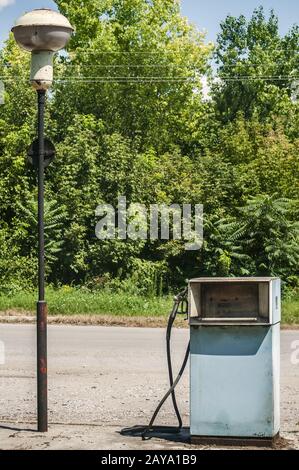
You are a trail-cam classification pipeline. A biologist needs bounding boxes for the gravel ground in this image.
[0,324,298,450]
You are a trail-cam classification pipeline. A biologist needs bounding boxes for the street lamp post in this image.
[11,9,73,432]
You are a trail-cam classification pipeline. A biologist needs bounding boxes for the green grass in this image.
[281,295,299,325]
[0,287,298,323]
[0,286,173,317]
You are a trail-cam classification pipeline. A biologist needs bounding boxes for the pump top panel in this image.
[188,277,280,326]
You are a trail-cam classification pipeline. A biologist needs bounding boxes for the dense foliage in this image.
[0,2,298,295]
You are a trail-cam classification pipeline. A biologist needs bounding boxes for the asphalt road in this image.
[0,324,298,450]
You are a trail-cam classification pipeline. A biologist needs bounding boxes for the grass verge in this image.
[0,287,298,326]
[0,287,172,317]
[281,295,299,325]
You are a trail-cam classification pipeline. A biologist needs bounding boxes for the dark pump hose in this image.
[166,295,185,429]
[142,289,190,440]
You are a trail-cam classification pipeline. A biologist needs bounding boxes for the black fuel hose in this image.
[142,289,189,440]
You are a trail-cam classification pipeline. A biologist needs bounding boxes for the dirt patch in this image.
[272,435,293,450]
[0,310,188,328]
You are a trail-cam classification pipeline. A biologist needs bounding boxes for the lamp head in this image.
[11,9,74,90]
[11,8,74,52]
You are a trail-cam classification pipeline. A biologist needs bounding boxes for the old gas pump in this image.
[143,277,280,447]
[189,277,280,445]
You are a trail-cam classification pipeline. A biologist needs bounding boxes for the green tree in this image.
[213,7,299,123]
[0,3,298,293]
[53,0,212,152]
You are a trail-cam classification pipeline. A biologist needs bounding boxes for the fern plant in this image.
[217,195,299,279]
[17,197,67,274]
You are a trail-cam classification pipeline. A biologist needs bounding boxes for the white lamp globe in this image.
[11,9,74,90]
[11,8,74,52]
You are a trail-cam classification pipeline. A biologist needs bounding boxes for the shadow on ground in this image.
[120,425,190,444]
[120,426,294,450]
[0,424,37,432]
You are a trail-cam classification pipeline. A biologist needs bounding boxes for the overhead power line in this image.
[1,75,299,83]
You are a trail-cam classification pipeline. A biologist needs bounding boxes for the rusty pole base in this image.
[37,300,48,432]
[190,433,280,448]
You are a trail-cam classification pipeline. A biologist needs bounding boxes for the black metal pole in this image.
[37,89,48,432]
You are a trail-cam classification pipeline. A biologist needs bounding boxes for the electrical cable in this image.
[142,288,190,440]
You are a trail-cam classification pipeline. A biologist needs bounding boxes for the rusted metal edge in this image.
[191,434,280,448]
